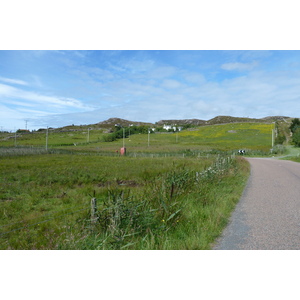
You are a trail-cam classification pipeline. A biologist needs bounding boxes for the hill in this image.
[156,115,291,126]
[156,119,206,126]
[8,115,293,134]
[96,118,154,128]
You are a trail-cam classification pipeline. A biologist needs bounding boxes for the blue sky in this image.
[1,50,300,131]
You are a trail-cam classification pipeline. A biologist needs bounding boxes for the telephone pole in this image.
[87,128,91,143]
[46,126,49,151]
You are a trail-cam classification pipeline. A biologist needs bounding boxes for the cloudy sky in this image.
[1,50,300,131]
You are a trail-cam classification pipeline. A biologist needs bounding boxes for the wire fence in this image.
[0,144,275,159]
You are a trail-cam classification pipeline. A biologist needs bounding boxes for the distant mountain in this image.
[54,115,293,132]
[259,116,291,122]
[97,118,154,128]
[156,119,206,126]
[156,115,292,126]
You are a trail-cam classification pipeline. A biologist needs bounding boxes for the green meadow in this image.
[0,122,274,249]
[0,122,274,153]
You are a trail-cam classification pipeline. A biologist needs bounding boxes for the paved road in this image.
[214,158,300,250]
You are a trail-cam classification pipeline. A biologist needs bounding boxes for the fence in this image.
[196,154,236,180]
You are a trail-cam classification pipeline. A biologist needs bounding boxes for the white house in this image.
[163,125,183,131]
[163,124,172,131]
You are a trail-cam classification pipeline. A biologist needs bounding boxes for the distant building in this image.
[163,124,183,131]
[163,124,172,131]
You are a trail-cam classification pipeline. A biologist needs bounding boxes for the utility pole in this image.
[46,126,49,151]
[123,128,125,148]
[14,127,17,147]
[148,128,150,147]
[87,128,91,143]
[272,122,275,148]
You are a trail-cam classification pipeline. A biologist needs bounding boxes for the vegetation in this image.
[0,122,275,154]
[289,118,300,134]
[178,123,273,152]
[292,128,300,147]
[102,125,152,142]
[0,120,279,249]
[287,118,300,147]
[0,153,249,249]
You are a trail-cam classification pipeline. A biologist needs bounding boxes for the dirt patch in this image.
[116,180,140,187]
[97,180,140,187]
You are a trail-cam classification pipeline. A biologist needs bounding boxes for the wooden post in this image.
[91,197,97,225]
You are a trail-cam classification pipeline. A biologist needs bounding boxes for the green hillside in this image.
[0,122,274,154]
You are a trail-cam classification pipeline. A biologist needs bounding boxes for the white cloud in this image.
[0,82,96,130]
[221,61,258,71]
[161,79,183,89]
[182,72,206,85]
[0,76,28,86]
[147,65,177,79]
[0,83,93,111]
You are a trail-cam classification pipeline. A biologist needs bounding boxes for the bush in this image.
[275,133,286,145]
[289,118,300,134]
[102,126,153,143]
[292,127,300,147]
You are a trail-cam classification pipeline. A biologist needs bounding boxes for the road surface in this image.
[214,157,300,250]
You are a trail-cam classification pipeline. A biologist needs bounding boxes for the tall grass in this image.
[0,152,249,249]
[70,155,249,250]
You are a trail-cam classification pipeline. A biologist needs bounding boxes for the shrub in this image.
[292,127,300,147]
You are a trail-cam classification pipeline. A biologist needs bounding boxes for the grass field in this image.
[0,152,249,249]
[0,122,274,153]
[1,122,274,249]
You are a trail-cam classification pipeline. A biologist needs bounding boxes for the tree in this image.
[289,118,300,134]
[292,127,300,147]
[275,133,286,145]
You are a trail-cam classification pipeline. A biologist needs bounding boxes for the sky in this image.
[1,50,300,131]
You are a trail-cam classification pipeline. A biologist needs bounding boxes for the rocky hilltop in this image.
[51,115,292,132]
[156,115,291,126]
[97,118,153,128]
[156,119,206,126]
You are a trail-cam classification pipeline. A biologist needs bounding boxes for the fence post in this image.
[91,198,97,225]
